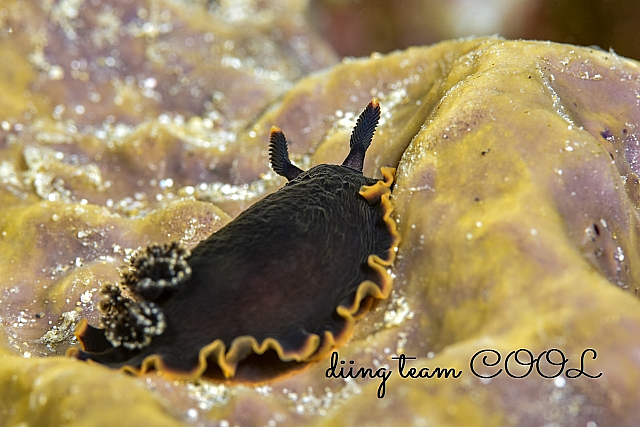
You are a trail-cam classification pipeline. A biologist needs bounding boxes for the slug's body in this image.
[68,99,399,382]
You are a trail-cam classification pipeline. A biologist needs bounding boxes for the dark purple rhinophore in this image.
[68,98,399,382]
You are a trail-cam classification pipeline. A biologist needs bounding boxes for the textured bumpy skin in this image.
[68,100,399,381]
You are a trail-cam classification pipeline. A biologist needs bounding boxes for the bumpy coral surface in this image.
[1,0,640,426]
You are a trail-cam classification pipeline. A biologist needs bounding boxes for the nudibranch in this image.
[68,99,400,382]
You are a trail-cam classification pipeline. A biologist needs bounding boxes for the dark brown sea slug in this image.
[68,99,399,382]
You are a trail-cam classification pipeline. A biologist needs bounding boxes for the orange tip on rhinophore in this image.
[270,126,282,133]
[370,98,380,108]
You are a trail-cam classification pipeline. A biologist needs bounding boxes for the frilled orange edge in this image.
[68,167,399,382]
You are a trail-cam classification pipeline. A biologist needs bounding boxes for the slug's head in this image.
[269,98,381,181]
